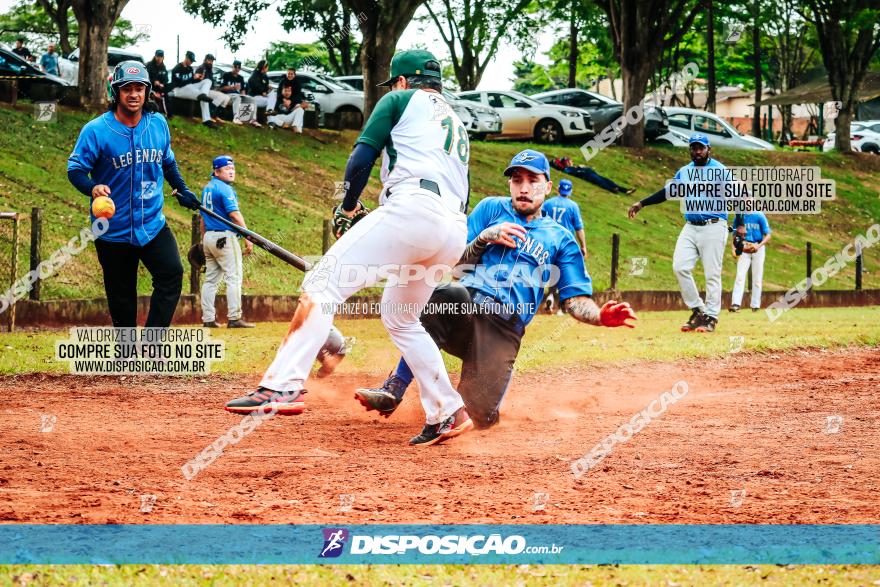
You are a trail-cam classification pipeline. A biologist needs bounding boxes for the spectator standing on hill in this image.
[145,50,170,117]
[168,50,216,128]
[40,43,59,76]
[12,38,32,61]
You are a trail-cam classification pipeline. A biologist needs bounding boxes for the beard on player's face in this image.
[690,144,710,165]
[509,169,550,216]
[118,84,146,114]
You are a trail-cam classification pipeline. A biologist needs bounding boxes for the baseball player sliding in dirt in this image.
[225,49,475,446]
[355,149,637,428]
[627,133,733,333]
[67,60,202,327]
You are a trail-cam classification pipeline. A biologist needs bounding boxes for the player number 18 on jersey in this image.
[440,116,469,163]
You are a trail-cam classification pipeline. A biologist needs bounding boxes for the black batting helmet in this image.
[110,60,151,98]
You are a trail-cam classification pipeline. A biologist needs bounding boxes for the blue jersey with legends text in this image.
[461,196,592,326]
[68,111,175,245]
[735,212,771,243]
[200,176,240,232]
[543,195,584,234]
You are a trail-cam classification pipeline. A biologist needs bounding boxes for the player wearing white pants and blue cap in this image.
[628,133,735,333]
[730,212,772,312]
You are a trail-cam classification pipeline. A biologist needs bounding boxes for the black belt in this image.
[470,291,525,335]
[686,218,723,226]
[388,179,465,213]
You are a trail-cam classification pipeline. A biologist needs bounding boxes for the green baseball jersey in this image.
[357,89,470,206]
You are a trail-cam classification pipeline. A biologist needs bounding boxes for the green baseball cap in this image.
[377,49,442,86]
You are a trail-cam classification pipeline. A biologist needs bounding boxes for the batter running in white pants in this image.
[628,133,735,333]
[730,212,771,312]
[225,50,474,446]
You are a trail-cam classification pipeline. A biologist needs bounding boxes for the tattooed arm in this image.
[457,222,527,266]
[563,296,638,328]
[562,295,602,325]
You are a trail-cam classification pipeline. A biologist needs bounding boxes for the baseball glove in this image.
[187,243,206,268]
[732,233,745,257]
[742,241,759,254]
[332,201,370,239]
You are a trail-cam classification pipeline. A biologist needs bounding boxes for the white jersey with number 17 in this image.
[356,89,469,207]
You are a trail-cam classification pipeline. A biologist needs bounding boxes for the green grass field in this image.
[1,307,877,375]
[2,564,877,585]
[0,102,878,302]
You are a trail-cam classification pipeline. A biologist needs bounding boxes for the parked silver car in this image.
[58,47,144,86]
[659,106,775,150]
[333,74,503,139]
[441,90,502,138]
[457,90,593,143]
[533,88,669,140]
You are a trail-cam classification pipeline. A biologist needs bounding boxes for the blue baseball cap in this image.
[503,149,550,181]
[558,179,573,196]
[213,155,234,169]
[689,133,710,146]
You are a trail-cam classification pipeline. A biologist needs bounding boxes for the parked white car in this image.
[333,75,504,139]
[59,47,144,85]
[334,74,364,91]
[457,89,593,143]
[659,106,775,149]
[441,90,503,138]
[822,121,880,153]
[269,70,363,126]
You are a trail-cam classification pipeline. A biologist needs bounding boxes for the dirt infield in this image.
[1,347,877,525]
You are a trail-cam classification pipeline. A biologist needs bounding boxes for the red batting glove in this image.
[599,300,637,328]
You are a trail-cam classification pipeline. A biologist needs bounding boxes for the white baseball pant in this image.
[267,107,304,131]
[731,246,766,309]
[672,221,728,318]
[259,187,468,425]
[169,80,212,122]
[201,231,243,322]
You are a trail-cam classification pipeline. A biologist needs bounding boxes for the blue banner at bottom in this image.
[0,525,877,564]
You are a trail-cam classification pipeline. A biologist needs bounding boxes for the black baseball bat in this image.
[175,191,312,272]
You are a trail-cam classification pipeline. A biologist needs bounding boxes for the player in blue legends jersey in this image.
[628,132,741,333]
[354,149,637,432]
[544,179,587,256]
[543,178,588,314]
[67,61,203,328]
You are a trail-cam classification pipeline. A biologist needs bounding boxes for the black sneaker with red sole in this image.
[409,408,473,446]
[681,308,707,332]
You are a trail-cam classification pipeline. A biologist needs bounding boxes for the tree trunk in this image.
[706,0,716,112]
[835,108,853,152]
[751,0,762,138]
[568,6,578,88]
[350,0,425,120]
[71,0,128,110]
[38,0,74,55]
[620,62,652,147]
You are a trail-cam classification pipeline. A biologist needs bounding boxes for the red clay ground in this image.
[1,347,878,525]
